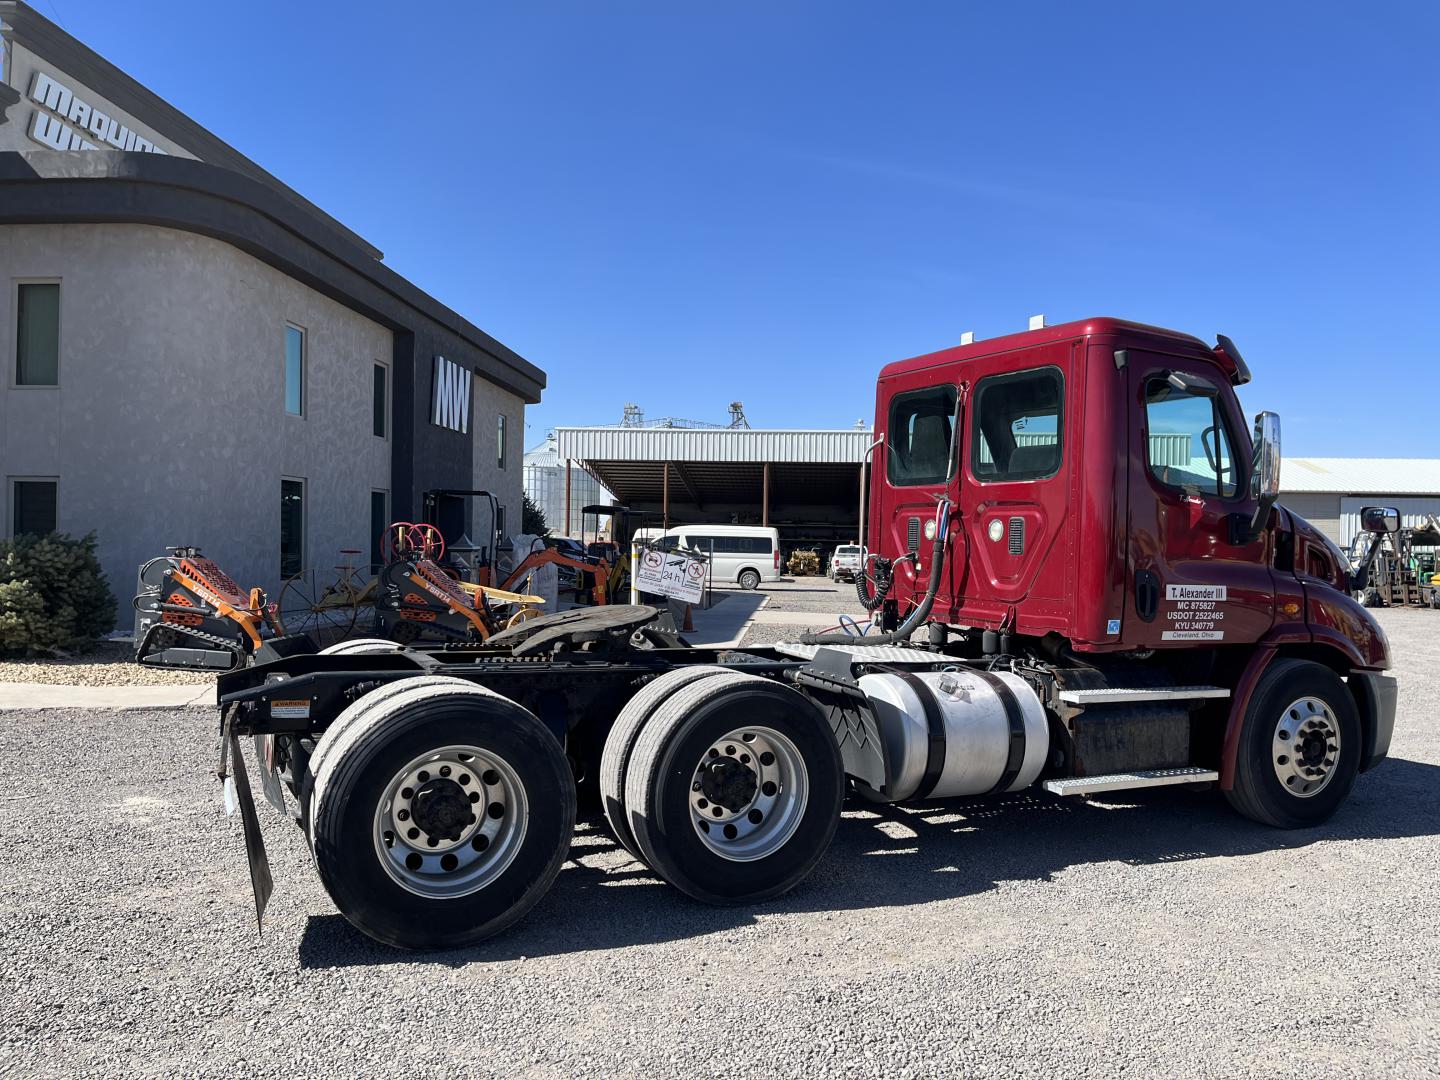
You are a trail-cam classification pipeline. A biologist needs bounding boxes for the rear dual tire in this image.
[605,670,843,905]
[308,677,574,949]
[317,638,400,656]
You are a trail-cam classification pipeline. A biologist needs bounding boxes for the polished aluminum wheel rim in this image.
[689,725,808,862]
[1272,696,1341,799]
[373,744,527,898]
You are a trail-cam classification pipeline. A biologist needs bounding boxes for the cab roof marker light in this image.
[960,331,976,345]
[1028,314,1046,330]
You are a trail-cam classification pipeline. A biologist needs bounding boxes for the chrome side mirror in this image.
[1250,411,1281,501]
[1234,411,1281,544]
[1360,506,1400,534]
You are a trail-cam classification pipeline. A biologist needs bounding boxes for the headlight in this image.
[988,519,1004,543]
[923,519,937,541]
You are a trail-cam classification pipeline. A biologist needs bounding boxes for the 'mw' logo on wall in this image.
[431,356,472,433]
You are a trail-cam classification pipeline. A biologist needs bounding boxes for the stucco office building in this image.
[0,3,544,616]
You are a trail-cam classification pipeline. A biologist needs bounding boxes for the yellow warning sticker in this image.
[270,699,310,720]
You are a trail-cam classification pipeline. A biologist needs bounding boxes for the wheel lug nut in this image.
[697,798,709,809]
[439,766,451,778]
[398,809,410,821]
[692,782,702,792]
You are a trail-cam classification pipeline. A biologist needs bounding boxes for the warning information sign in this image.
[634,548,706,604]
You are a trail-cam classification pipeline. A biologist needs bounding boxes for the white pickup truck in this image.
[830,543,864,582]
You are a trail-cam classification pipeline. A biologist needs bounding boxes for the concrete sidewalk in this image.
[0,682,214,710]
[672,591,768,648]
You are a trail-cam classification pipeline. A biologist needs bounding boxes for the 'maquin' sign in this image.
[26,70,170,154]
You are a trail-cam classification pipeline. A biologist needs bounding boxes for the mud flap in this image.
[220,710,274,933]
[254,734,287,814]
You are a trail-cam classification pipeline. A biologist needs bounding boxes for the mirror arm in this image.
[1348,535,1384,594]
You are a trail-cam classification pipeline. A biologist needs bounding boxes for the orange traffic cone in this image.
[682,603,695,632]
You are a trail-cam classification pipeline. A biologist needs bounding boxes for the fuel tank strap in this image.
[970,668,1028,794]
[888,669,947,800]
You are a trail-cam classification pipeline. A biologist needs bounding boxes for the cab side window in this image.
[888,385,958,487]
[971,367,1064,482]
[1144,377,1239,498]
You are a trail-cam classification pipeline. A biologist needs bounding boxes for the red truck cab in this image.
[865,317,1396,812]
[871,317,1389,668]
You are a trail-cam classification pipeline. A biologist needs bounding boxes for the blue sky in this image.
[39,1,1438,453]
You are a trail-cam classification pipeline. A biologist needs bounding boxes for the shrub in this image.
[521,492,549,536]
[0,532,117,656]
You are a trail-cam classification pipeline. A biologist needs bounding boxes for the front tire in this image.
[1225,658,1361,828]
[738,569,762,591]
[309,679,575,949]
[623,672,842,904]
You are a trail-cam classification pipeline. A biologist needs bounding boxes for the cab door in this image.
[955,342,1076,632]
[1124,352,1274,648]
[874,377,961,609]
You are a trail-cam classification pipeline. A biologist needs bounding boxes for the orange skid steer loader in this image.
[132,548,301,672]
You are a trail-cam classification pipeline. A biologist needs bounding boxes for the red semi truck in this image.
[213,317,1398,949]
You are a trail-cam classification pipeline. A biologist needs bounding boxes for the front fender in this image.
[1305,584,1391,671]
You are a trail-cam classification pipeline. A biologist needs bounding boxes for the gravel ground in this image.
[3,609,1438,1078]
[742,577,873,645]
[0,640,211,687]
[757,576,872,615]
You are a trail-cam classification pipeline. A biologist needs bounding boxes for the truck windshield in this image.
[888,385,958,486]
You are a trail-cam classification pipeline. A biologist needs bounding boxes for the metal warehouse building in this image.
[1279,459,1440,547]
[523,433,614,538]
[0,3,543,616]
[554,426,874,551]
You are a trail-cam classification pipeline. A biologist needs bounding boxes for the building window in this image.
[280,478,305,578]
[16,282,60,386]
[497,414,508,470]
[373,362,388,438]
[370,490,388,569]
[285,324,305,416]
[10,479,57,537]
[971,367,1064,483]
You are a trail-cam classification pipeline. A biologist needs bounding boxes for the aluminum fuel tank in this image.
[855,668,1049,801]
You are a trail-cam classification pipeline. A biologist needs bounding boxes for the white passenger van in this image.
[657,524,781,590]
